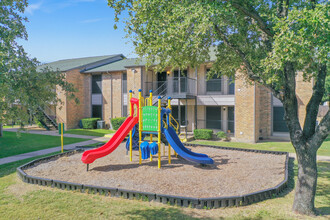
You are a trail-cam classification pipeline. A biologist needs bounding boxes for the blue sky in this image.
[18,0,135,63]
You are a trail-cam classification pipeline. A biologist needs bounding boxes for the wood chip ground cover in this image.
[25,144,286,198]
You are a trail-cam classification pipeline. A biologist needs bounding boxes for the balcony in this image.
[197,78,235,95]
[145,77,197,99]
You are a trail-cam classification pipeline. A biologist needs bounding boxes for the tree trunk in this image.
[0,123,2,137]
[292,142,318,215]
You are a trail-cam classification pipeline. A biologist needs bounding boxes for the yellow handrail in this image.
[169,115,179,134]
[145,97,150,106]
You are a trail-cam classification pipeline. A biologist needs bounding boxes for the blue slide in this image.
[164,126,214,165]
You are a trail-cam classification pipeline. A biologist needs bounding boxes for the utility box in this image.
[58,123,65,134]
[97,120,105,129]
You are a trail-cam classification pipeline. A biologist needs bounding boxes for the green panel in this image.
[142,106,159,131]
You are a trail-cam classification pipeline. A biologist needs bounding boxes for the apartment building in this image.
[41,54,313,143]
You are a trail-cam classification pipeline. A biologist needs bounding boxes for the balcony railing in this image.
[145,77,197,97]
[198,78,235,95]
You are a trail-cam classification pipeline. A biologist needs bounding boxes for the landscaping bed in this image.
[22,144,287,202]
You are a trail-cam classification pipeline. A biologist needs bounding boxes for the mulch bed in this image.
[24,144,286,198]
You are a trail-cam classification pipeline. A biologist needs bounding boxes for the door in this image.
[228,107,235,133]
[157,71,167,95]
[206,106,221,129]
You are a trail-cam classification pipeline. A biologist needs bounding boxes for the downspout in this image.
[253,83,256,143]
[110,71,113,119]
[195,67,198,130]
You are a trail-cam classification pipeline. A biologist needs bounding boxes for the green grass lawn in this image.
[0,131,87,158]
[191,136,330,156]
[2,125,20,129]
[65,129,115,137]
[0,152,328,219]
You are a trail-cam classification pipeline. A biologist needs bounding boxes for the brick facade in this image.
[52,57,314,143]
[234,72,256,143]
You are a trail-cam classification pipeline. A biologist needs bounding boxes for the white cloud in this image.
[25,2,43,15]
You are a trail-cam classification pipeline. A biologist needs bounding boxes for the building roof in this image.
[82,58,148,73]
[318,105,329,118]
[37,54,124,72]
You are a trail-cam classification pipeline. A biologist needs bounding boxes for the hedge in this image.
[216,131,227,139]
[111,117,126,130]
[193,129,213,140]
[81,118,101,129]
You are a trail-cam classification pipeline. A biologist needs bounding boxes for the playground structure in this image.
[81,89,213,169]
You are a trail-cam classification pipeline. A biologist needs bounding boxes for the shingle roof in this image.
[82,58,148,73]
[37,54,123,72]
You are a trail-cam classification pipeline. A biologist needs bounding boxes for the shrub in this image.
[216,131,230,141]
[193,129,213,140]
[81,118,100,129]
[216,131,227,139]
[111,117,126,130]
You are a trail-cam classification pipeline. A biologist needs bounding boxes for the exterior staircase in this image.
[37,107,58,130]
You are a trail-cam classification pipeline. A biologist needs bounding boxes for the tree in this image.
[0,0,76,133]
[108,0,329,215]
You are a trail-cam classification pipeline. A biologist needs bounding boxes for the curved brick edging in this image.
[17,145,289,209]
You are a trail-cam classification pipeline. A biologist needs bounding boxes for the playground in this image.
[24,143,286,198]
[18,89,288,207]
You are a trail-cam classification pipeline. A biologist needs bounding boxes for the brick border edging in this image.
[17,145,289,209]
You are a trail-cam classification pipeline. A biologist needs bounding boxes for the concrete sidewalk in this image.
[288,153,330,162]
[4,128,96,139]
[0,140,98,165]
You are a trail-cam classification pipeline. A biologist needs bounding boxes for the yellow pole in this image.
[157,96,161,169]
[167,97,171,164]
[129,90,133,162]
[138,89,142,164]
[61,123,64,153]
[149,90,153,161]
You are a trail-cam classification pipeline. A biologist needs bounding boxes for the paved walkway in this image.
[0,140,98,165]
[288,153,330,162]
[4,128,96,139]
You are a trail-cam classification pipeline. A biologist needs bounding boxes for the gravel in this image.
[25,143,287,198]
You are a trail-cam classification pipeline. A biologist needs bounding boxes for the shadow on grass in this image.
[315,162,330,216]
[119,207,207,220]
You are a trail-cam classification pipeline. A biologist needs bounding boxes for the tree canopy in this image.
[108,0,329,215]
[0,0,76,127]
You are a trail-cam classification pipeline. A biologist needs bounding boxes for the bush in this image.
[111,117,126,130]
[193,129,213,140]
[216,131,227,139]
[81,118,100,129]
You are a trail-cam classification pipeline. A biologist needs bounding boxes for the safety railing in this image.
[145,77,197,98]
[169,115,179,134]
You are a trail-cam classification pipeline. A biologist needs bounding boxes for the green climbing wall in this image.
[142,106,159,131]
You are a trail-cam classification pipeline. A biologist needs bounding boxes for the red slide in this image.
[81,116,139,164]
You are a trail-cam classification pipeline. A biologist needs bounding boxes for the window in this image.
[228,77,235,95]
[173,69,187,93]
[273,107,289,132]
[171,105,186,126]
[206,69,221,92]
[92,75,102,119]
[92,105,102,118]
[228,107,235,133]
[122,73,127,94]
[206,106,221,129]
[123,105,127,117]
[92,75,102,94]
